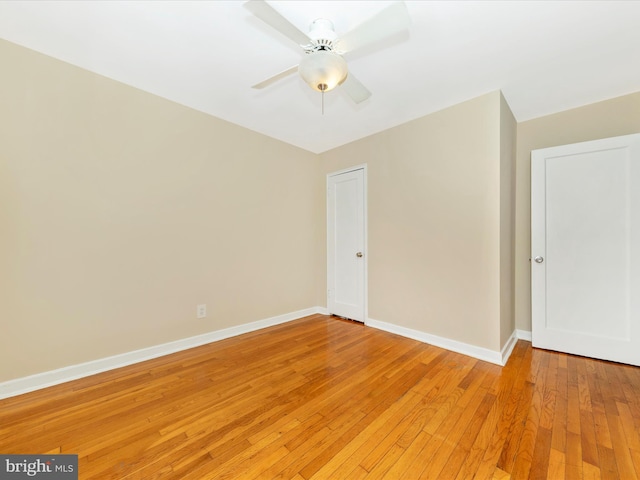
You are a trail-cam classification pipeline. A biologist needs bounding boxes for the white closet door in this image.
[327,167,366,322]
[531,133,640,366]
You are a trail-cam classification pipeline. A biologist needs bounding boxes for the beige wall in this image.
[499,93,517,347]
[0,40,324,382]
[320,91,507,352]
[515,92,640,332]
[6,35,636,384]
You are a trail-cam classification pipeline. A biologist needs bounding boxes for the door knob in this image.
[534,256,544,263]
[356,252,363,258]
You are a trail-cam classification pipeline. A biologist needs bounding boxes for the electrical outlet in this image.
[197,304,207,319]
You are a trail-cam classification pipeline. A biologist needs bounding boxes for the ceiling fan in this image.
[244,0,411,107]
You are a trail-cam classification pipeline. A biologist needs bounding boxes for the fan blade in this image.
[244,0,310,47]
[251,65,299,89]
[336,1,410,54]
[341,73,372,104]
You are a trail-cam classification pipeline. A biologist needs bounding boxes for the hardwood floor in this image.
[1,314,640,479]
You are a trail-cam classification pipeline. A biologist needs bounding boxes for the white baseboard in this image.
[500,330,519,365]
[516,329,532,341]
[0,311,534,400]
[0,306,325,400]
[366,318,506,366]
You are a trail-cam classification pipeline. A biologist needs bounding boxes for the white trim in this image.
[326,164,368,177]
[366,318,504,366]
[517,329,532,341]
[500,330,519,365]
[0,307,324,400]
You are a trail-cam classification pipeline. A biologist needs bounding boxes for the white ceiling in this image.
[1,1,639,153]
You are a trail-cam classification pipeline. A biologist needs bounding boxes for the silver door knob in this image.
[356,252,363,258]
[534,256,544,263]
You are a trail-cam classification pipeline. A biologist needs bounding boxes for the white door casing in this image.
[327,167,367,322]
[531,133,640,366]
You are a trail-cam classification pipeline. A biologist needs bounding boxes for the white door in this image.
[327,167,366,322]
[531,133,640,366]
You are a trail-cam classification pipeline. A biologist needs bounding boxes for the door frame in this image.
[327,164,368,322]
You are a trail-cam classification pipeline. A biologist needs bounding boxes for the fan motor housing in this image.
[308,18,338,51]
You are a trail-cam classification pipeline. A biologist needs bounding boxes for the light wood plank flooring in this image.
[2,314,640,479]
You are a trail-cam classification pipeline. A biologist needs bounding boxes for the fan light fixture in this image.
[298,50,348,93]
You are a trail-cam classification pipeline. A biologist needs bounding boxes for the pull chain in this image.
[318,83,327,115]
